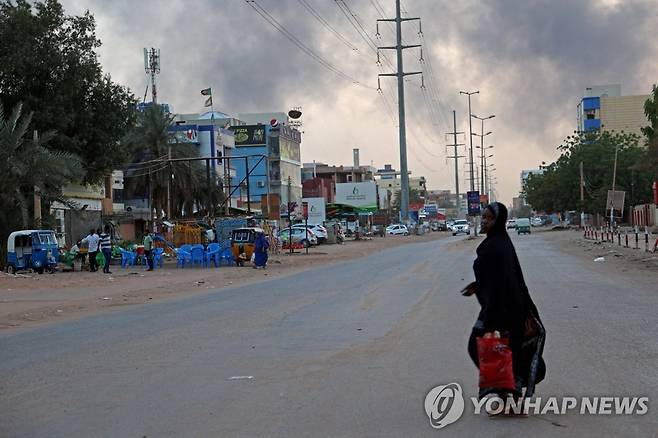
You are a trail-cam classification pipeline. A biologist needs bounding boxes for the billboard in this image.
[230,125,266,146]
[302,197,326,224]
[467,191,481,215]
[335,182,378,212]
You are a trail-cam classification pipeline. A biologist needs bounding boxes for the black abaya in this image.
[467,203,546,397]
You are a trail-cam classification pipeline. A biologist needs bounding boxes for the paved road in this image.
[1,232,656,437]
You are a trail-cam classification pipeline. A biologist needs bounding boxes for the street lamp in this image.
[472,131,492,191]
[471,113,495,195]
[459,90,479,192]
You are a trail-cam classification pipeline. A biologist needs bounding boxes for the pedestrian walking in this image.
[253,230,269,269]
[143,229,154,271]
[83,228,100,272]
[99,225,112,274]
[462,202,546,405]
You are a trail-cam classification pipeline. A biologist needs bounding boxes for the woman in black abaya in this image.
[463,202,546,399]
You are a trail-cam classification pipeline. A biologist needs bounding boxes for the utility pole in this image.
[446,111,465,215]
[459,90,479,191]
[610,144,619,227]
[167,146,172,219]
[144,48,160,104]
[33,130,41,227]
[287,176,293,254]
[580,160,585,228]
[377,0,421,223]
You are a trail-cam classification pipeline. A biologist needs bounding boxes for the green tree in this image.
[123,106,223,219]
[0,0,136,183]
[524,130,653,215]
[0,102,82,261]
[639,84,658,177]
[392,187,422,209]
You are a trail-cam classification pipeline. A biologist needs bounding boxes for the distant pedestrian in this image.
[99,225,112,274]
[462,202,546,404]
[83,228,100,272]
[253,230,269,269]
[143,229,154,271]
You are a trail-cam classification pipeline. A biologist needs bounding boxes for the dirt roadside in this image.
[534,227,658,276]
[0,233,449,331]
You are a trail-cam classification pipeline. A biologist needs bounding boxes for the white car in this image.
[506,219,517,229]
[386,224,409,235]
[452,219,470,236]
[279,227,318,247]
[292,224,328,243]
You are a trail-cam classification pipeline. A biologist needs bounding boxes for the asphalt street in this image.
[1,231,656,437]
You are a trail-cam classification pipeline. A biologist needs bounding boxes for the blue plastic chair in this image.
[190,245,206,268]
[176,249,191,268]
[218,247,234,266]
[205,243,220,268]
[152,248,164,269]
[120,248,136,268]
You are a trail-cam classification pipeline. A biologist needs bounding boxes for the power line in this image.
[296,0,360,53]
[245,1,375,89]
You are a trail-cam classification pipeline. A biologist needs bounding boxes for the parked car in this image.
[531,217,544,227]
[506,219,517,229]
[371,224,385,237]
[292,223,327,243]
[386,224,409,235]
[452,219,470,236]
[516,218,531,235]
[279,228,317,247]
[446,220,455,231]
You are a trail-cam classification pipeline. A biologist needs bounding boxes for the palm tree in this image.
[0,102,82,263]
[123,105,223,219]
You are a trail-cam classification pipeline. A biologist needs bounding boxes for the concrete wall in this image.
[600,95,649,137]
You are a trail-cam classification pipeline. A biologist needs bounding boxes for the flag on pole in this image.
[200,88,212,96]
[204,96,213,107]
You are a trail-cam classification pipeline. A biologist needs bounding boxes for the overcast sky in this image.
[61,0,658,204]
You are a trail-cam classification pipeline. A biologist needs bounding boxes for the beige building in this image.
[600,94,649,137]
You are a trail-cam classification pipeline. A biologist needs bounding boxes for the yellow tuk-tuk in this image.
[231,227,263,266]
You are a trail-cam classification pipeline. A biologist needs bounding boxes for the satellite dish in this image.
[288,109,302,119]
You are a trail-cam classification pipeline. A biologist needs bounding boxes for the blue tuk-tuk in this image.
[6,230,59,274]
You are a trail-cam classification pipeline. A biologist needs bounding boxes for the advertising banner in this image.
[467,191,481,216]
[335,182,378,212]
[302,197,326,224]
[230,125,266,146]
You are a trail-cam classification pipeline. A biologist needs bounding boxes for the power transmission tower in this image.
[446,110,465,215]
[144,48,161,104]
[376,0,421,222]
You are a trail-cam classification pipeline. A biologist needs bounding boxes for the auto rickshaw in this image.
[230,227,263,266]
[6,230,60,274]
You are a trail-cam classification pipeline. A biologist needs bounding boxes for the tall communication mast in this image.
[143,48,161,104]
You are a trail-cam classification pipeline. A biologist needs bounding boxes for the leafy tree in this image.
[392,187,422,209]
[524,130,653,215]
[0,102,82,261]
[123,105,224,219]
[639,84,658,177]
[0,0,136,183]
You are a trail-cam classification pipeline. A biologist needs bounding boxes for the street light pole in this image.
[459,91,479,192]
[471,114,495,195]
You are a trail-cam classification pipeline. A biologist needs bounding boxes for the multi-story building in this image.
[577,84,649,136]
[375,164,426,203]
[230,117,302,218]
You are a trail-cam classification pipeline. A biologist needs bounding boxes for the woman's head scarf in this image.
[485,202,508,236]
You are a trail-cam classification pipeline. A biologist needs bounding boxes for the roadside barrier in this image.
[583,225,657,253]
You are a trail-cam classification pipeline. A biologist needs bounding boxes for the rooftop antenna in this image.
[144,48,161,104]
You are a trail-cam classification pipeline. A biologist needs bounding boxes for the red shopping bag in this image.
[477,336,515,392]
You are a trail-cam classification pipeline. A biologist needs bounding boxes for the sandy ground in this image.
[0,232,448,330]
[540,227,658,275]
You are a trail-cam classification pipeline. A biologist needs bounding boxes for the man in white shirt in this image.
[83,228,100,272]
